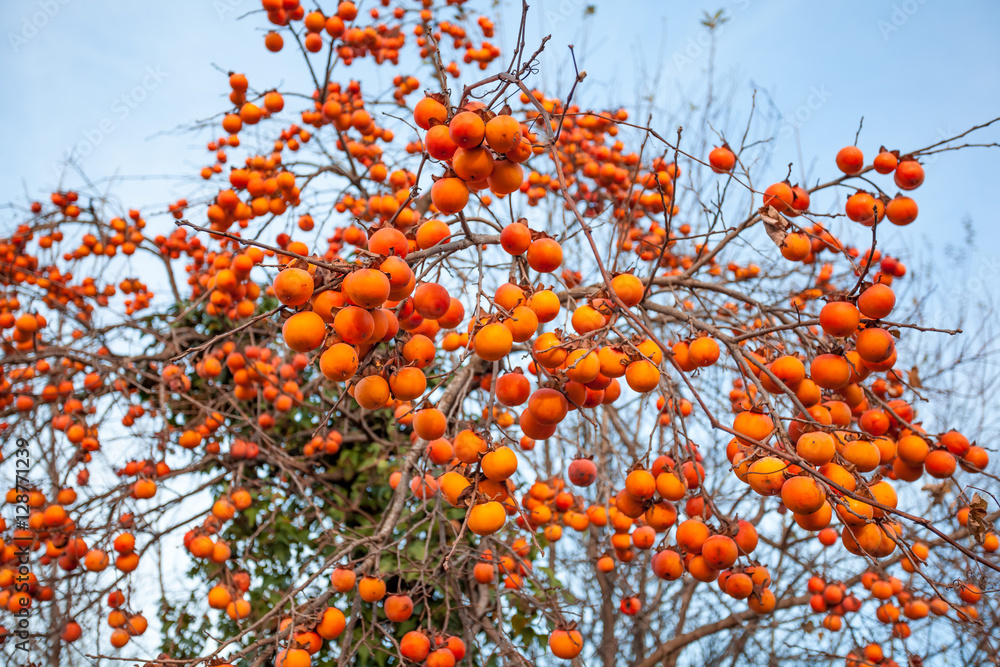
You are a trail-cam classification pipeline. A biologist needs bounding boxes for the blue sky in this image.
[3,0,999,265]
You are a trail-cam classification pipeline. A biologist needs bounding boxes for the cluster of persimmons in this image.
[1,1,997,666]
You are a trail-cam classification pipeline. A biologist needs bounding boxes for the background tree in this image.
[1,2,999,667]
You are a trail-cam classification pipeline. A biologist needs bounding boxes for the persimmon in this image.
[810,354,852,390]
[548,628,584,659]
[894,159,924,190]
[485,115,522,153]
[896,434,929,465]
[676,519,710,554]
[282,311,326,352]
[780,476,826,514]
[733,410,774,445]
[886,195,918,225]
[941,429,970,456]
[624,468,655,500]
[840,438,880,472]
[369,227,408,257]
[454,429,487,463]
[110,628,130,648]
[344,268,390,308]
[402,334,436,367]
[857,283,895,319]
[453,146,495,182]
[845,191,883,226]
[4,7,995,662]
[565,458,597,487]
[527,290,561,322]
[835,146,864,175]
[449,111,486,149]
[924,449,956,478]
[354,375,390,410]
[561,348,598,384]
[709,145,736,173]
[416,219,451,250]
[468,501,506,535]
[358,576,387,602]
[781,232,811,261]
[526,237,563,273]
[689,337,720,367]
[495,372,530,406]
[431,177,469,215]
[482,446,518,481]
[264,31,284,52]
[473,322,513,361]
[763,355,805,391]
[820,301,860,337]
[389,367,426,401]
[274,268,314,306]
[401,631,431,662]
[625,359,660,392]
[414,96,447,130]
[763,182,794,212]
[855,327,895,364]
[316,607,346,640]
[413,407,446,440]
[413,282,451,320]
[383,594,413,623]
[874,149,898,173]
[426,124,458,161]
[747,457,786,496]
[334,306,374,344]
[437,298,465,329]
[964,445,989,469]
[500,221,532,255]
[331,568,356,592]
[426,648,456,667]
[320,343,359,382]
[701,535,738,569]
[487,159,525,195]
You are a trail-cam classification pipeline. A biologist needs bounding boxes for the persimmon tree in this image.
[1,2,999,666]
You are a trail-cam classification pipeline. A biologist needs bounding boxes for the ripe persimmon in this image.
[820,301,860,337]
[274,268,314,306]
[354,375,390,410]
[473,322,513,361]
[282,311,326,352]
[468,501,506,535]
[485,115,522,153]
[857,283,895,319]
[414,97,447,130]
[431,177,469,215]
[320,343,359,382]
[709,146,736,173]
[526,237,563,273]
[344,268,390,308]
[835,146,864,175]
[548,628,583,659]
